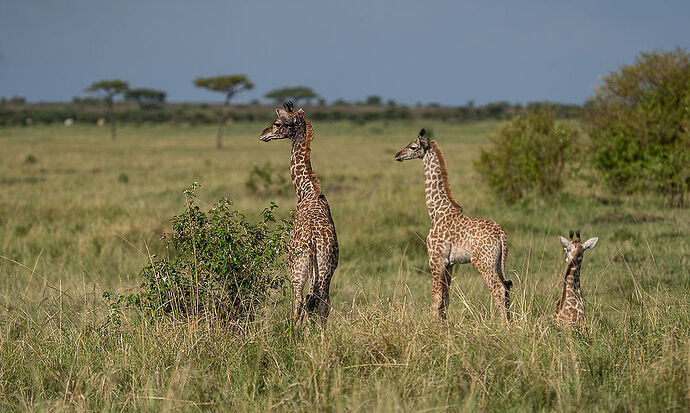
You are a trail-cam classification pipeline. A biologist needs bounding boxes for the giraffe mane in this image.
[299,112,321,193]
[429,141,461,211]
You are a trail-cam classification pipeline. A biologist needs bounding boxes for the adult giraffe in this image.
[259,102,339,325]
[395,129,512,320]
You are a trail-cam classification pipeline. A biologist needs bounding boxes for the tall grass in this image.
[0,122,688,410]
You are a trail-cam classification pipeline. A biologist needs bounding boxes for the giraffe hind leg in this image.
[473,256,510,322]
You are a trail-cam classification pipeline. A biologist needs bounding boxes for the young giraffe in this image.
[395,129,512,320]
[259,102,339,324]
[555,230,598,325]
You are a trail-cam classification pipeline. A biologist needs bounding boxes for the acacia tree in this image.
[194,75,254,149]
[264,86,318,105]
[86,79,129,139]
[125,88,166,109]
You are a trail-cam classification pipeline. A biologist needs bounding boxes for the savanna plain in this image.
[0,120,688,411]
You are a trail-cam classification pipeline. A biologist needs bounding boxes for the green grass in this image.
[0,121,688,411]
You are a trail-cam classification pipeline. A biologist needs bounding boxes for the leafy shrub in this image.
[474,109,577,202]
[245,162,291,197]
[107,184,291,321]
[583,47,690,206]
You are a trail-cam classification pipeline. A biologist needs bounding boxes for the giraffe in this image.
[259,102,339,325]
[555,230,598,325]
[395,129,512,320]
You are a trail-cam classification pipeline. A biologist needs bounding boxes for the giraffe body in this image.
[395,129,512,320]
[260,103,338,324]
[555,231,598,325]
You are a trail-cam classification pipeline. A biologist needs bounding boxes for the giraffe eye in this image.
[274,123,282,127]
[410,145,418,150]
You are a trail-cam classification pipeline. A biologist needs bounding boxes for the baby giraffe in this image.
[555,230,598,325]
[395,129,512,321]
[259,102,339,325]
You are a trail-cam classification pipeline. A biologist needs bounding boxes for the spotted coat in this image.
[395,129,512,320]
[259,103,339,324]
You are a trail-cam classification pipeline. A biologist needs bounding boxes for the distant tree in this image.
[9,95,26,105]
[194,74,254,149]
[85,79,129,139]
[365,95,382,105]
[125,88,166,109]
[264,86,318,105]
[583,47,690,206]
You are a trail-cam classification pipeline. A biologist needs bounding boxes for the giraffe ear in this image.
[276,108,291,122]
[559,236,569,250]
[582,237,598,250]
[419,135,430,150]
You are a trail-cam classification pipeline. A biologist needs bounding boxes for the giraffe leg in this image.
[429,256,451,319]
[290,248,313,327]
[472,256,510,322]
[314,242,338,323]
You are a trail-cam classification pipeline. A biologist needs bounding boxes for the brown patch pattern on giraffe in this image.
[395,129,512,320]
[259,102,339,325]
[555,230,598,325]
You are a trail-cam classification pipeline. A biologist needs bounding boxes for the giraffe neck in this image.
[557,258,584,315]
[422,142,462,221]
[289,119,321,202]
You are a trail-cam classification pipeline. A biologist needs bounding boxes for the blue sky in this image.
[1,0,688,105]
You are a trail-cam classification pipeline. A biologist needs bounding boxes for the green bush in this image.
[583,47,690,206]
[474,109,577,202]
[107,184,291,321]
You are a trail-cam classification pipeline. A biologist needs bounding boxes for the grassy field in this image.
[0,120,688,411]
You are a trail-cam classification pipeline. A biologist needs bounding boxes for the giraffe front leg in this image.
[429,256,451,319]
[290,248,312,328]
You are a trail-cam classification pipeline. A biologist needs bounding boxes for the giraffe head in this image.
[259,101,305,142]
[558,230,598,264]
[394,129,431,162]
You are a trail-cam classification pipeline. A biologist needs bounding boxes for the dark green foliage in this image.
[474,109,577,202]
[118,173,129,183]
[85,80,129,104]
[194,75,254,103]
[264,86,319,104]
[111,184,290,320]
[23,154,37,164]
[125,88,166,109]
[365,95,382,105]
[584,47,690,206]
[245,162,291,197]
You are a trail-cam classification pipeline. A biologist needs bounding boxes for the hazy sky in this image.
[1,0,688,105]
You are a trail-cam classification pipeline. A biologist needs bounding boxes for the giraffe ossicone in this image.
[259,102,339,325]
[555,230,598,325]
[395,129,512,321]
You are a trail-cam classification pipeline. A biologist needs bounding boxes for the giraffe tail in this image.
[499,233,511,291]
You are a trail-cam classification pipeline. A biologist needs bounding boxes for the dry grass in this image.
[0,121,688,411]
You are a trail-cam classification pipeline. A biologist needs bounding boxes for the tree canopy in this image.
[264,86,318,104]
[584,47,690,205]
[125,88,166,104]
[194,75,254,104]
[85,80,129,103]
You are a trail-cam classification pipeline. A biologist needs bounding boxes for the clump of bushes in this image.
[107,184,291,321]
[474,109,577,202]
[583,47,690,206]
